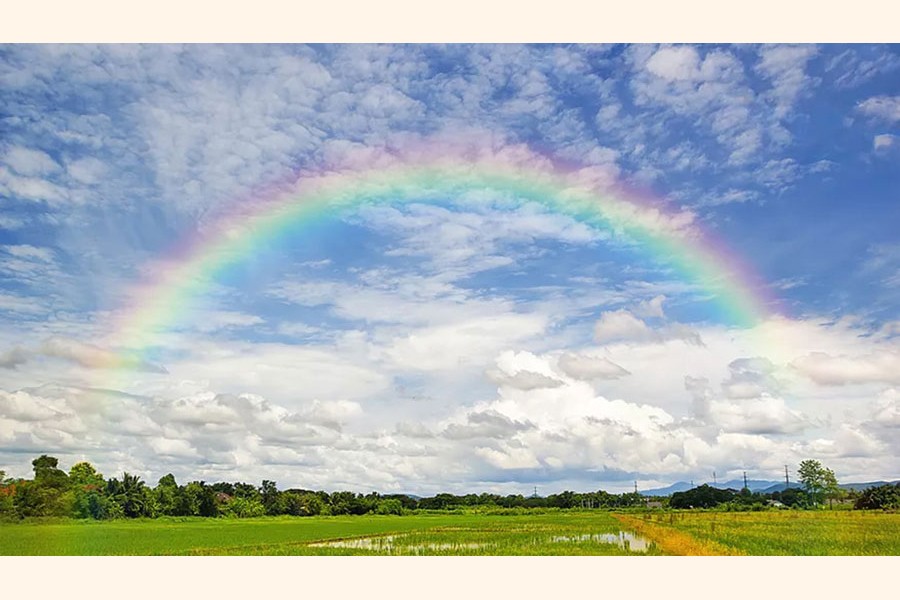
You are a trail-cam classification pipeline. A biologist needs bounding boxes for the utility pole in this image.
[713,470,717,485]
[634,481,638,494]
[533,486,538,498]
[785,465,790,489]
[743,471,748,490]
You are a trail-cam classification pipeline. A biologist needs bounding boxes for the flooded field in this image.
[3,510,896,555]
[0,512,659,555]
[309,529,654,555]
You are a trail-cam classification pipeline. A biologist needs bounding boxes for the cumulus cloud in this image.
[721,357,781,399]
[384,314,547,371]
[706,396,809,435]
[645,46,703,81]
[443,410,536,440]
[487,368,564,390]
[791,351,900,386]
[857,95,900,123]
[633,295,667,319]
[593,309,702,346]
[867,389,900,429]
[556,353,630,381]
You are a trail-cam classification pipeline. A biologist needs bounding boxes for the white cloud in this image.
[0,215,27,230]
[791,351,900,386]
[190,310,265,333]
[40,336,168,373]
[0,347,28,369]
[633,295,667,318]
[2,244,55,262]
[384,314,547,371]
[556,352,630,381]
[873,134,896,151]
[593,309,702,346]
[0,292,50,314]
[0,166,67,203]
[65,157,107,185]
[857,95,900,123]
[755,45,819,119]
[645,46,702,81]
[706,396,809,435]
[487,368,564,390]
[721,357,780,399]
[2,146,60,176]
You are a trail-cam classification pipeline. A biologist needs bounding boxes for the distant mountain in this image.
[640,481,697,496]
[839,480,898,491]
[761,482,803,494]
[641,479,778,496]
[641,479,897,497]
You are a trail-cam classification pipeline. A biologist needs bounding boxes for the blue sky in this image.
[0,44,898,493]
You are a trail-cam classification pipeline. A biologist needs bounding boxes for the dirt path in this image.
[612,513,744,556]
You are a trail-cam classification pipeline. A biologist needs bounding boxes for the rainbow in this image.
[99,141,781,377]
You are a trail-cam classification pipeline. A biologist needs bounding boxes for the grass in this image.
[621,510,900,555]
[0,512,660,556]
[2,510,897,555]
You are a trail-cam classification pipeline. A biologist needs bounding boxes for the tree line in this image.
[1,455,897,520]
[669,459,899,511]
[0,455,647,520]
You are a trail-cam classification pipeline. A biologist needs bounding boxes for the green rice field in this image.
[620,510,900,556]
[1,510,898,555]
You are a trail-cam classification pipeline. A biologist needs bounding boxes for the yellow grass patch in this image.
[612,513,744,556]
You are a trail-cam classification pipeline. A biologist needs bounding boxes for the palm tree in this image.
[108,472,148,517]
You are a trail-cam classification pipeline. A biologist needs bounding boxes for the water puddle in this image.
[308,530,652,554]
[550,531,654,553]
[309,535,484,553]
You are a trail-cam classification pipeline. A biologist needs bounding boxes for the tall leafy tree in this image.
[823,468,842,509]
[154,474,179,516]
[68,462,104,488]
[107,473,151,518]
[798,459,834,507]
[15,455,73,517]
[260,480,282,515]
[854,483,900,510]
[69,462,108,520]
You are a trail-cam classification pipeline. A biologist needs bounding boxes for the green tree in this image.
[0,471,16,518]
[260,480,282,515]
[32,455,69,489]
[854,483,900,510]
[670,484,735,509]
[68,462,108,519]
[798,460,830,507]
[153,474,179,516]
[375,498,403,515]
[107,473,151,518]
[823,468,842,509]
[69,462,104,488]
[14,455,73,517]
[222,496,266,518]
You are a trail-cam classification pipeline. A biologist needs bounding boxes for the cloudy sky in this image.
[0,44,898,494]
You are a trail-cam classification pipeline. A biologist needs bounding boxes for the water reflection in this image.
[307,530,653,554]
[309,535,484,552]
[550,531,653,552]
